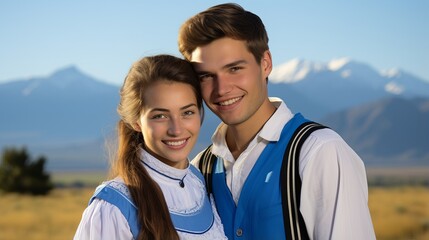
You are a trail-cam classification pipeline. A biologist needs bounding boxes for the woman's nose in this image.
[167,117,183,136]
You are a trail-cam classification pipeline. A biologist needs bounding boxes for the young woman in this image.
[74,55,226,240]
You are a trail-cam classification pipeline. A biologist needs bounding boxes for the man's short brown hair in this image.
[178,3,269,63]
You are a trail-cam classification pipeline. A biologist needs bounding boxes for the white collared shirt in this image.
[192,97,376,240]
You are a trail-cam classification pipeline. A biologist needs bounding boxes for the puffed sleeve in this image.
[74,198,134,240]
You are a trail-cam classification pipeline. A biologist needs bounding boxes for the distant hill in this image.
[1,59,428,170]
[0,66,119,146]
[321,97,429,167]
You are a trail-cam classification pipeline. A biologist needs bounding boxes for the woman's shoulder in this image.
[91,176,133,204]
[74,196,133,240]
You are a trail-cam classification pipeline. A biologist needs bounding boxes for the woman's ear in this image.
[132,122,142,132]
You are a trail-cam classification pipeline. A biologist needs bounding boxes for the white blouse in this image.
[74,149,227,240]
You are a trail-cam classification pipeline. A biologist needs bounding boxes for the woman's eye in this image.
[184,110,195,116]
[152,114,167,119]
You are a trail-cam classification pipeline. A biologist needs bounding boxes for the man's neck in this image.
[226,101,276,160]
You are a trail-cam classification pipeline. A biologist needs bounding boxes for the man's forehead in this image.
[189,38,252,71]
[190,61,206,72]
[190,51,241,71]
[189,46,209,63]
[189,50,219,71]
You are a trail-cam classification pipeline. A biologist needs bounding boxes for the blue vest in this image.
[212,113,309,239]
[89,164,214,239]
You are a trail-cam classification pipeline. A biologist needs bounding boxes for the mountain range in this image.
[321,97,429,167]
[0,58,428,170]
[269,58,429,119]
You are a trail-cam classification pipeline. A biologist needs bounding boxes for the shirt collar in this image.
[210,97,294,156]
[259,97,294,141]
[139,147,188,179]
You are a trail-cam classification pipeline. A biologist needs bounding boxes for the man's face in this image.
[190,37,272,127]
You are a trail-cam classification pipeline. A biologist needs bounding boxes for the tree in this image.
[0,147,53,195]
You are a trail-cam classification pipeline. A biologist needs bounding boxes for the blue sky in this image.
[1,0,428,85]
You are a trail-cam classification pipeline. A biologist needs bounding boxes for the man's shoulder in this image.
[190,149,206,168]
[308,127,343,143]
[302,127,355,157]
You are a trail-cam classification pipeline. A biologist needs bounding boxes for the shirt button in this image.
[236,228,243,237]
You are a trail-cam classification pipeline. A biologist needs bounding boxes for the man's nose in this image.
[215,74,233,96]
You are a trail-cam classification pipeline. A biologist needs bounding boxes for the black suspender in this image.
[281,122,327,240]
[199,144,216,194]
[198,121,327,239]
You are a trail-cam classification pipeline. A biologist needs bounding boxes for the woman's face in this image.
[136,81,201,169]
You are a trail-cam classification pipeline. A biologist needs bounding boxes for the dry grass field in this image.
[0,170,428,240]
[369,187,429,240]
[0,188,94,240]
[0,171,103,240]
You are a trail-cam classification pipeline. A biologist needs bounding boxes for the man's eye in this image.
[230,66,242,72]
[199,74,214,81]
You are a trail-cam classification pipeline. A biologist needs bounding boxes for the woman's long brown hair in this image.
[110,55,203,240]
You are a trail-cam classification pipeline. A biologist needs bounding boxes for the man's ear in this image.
[262,50,273,76]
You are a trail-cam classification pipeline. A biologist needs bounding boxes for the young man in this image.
[178,3,376,240]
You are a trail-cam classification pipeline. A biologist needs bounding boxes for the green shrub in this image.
[0,147,53,195]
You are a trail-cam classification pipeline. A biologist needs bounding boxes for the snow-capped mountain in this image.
[268,58,429,119]
[2,66,117,97]
[0,66,119,147]
[271,57,429,95]
[269,58,327,83]
[380,68,429,97]
[271,58,378,83]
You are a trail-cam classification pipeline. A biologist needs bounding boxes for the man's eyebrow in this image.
[222,60,247,70]
[194,60,248,75]
[195,70,211,75]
